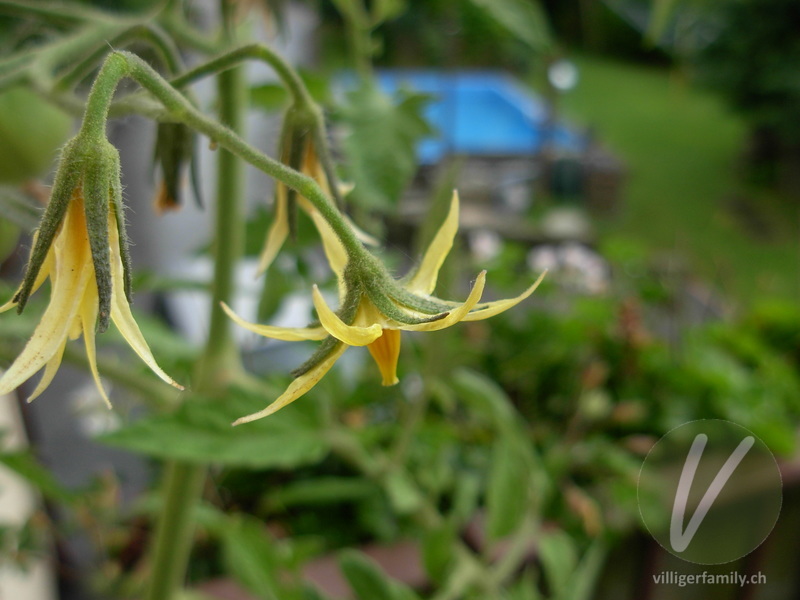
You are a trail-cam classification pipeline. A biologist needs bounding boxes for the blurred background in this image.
[1,0,799,599]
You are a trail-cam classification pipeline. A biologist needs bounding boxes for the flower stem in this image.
[143,462,206,600]
[203,62,247,372]
[144,21,249,600]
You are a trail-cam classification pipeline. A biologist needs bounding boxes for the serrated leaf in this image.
[337,81,432,209]
[97,391,329,469]
[466,0,552,53]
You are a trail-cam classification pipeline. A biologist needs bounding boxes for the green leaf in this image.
[97,390,329,469]
[337,80,432,209]
[251,83,290,112]
[465,0,552,53]
[251,70,331,113]
[505,569,542,600]
[449,471,481,528]
[370,0,407,24]
[220,515,283,599]
[451,368,519,432]
[569,540,607,600]
[339,550,411,600]
[384,469,423,514]
[486,438,532,540]
[264,476,375,510]
[421,523,456,584]
[537,529,578,599]
[0,87,71,184]
[0,451,79,505]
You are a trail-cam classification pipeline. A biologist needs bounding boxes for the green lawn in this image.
[560,55,800,305]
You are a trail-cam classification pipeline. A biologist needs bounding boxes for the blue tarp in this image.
[371,70,587,164]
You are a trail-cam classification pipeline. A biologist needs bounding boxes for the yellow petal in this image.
[221,302,327,341]
[233,342,348,425]
[79,284,112,409]
[407,191,460,294]
[400,270,486,332]
[108,213,184,391]
[26,339,66,402]
[308,209,348,284]
[462,270,546,322]
[0,296,16,313]
[0,242,55,313]
[366,329,401,386]
[312,286,382,346]
[0,202,92,397]
[256,183,289,275]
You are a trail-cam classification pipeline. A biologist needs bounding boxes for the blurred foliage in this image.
[0,87,71,184]
[1,1,799,599]
[693,0,800,174]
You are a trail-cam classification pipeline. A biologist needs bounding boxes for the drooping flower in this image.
[224,191,544,425]
[152,121,200,214]
[0,137,183,405]
[257,114,374,274]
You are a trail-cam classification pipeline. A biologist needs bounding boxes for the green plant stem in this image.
[170,43,313,108]
[144,22,249,600]
[143,462,206,600]
[203,63,247,371]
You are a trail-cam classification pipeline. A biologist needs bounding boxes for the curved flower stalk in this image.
[0,136,183,406]
[225,192,545,425]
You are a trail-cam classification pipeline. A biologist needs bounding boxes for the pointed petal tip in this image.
[312,286,382,346]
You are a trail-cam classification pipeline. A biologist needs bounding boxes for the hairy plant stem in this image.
[82,50,365,259]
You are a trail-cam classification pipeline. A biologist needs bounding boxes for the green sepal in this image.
[83,143,117,333]
[13,138,82,313]
[384,282,453,315]
[364,283,447,325]
[110,169,133,303]
[291,335,343,378]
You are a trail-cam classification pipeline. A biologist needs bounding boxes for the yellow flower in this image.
[224,191,544,425]
[0,142,183,406]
